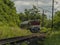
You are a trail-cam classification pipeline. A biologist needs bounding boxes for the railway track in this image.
[0,33,46,45]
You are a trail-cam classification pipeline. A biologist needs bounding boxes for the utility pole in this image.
[41,10,44,27]
[52,0,54,30]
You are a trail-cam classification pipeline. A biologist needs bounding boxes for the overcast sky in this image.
[12,0,60,18]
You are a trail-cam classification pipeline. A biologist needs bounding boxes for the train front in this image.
[29,20,40,33]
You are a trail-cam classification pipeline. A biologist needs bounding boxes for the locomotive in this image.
[20,19,40,33]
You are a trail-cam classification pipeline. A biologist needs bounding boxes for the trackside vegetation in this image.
[44,11,60,45]
[0,0,32,39]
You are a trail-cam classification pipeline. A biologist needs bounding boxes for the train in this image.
[20,19,40,33]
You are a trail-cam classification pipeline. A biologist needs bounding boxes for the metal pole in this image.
[42,10,44,27]
[52,0,54,30]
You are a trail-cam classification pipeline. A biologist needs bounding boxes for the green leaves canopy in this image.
[19,6,41,21]
[53,11,60,30]
[0,0,20,26]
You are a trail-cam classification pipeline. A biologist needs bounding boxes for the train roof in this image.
[20,21,29,24]
[20,19,40,24]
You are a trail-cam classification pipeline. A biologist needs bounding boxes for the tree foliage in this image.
[53,11,60,30]
[19,6,41,22]
[0,0,20,26]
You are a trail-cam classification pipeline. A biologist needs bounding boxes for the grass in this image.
[0,25,32,39]
[44,30,60,45]
[1,24,60,45]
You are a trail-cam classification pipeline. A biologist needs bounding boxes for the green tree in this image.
[19,5,41,21]
[0,0,20,26]
[53,11,60,30]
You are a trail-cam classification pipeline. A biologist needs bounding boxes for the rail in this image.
[0,33,46,45]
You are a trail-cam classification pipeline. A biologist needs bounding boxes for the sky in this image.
[12,0,60,18]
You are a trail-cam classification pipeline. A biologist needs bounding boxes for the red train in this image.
[20,19,40,33]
